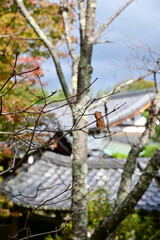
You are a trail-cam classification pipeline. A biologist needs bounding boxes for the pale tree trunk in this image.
[71,1,96,238]
[71,62,93,240]
[72,106,89,239]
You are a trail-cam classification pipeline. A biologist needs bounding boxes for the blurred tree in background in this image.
[0,0,74,135]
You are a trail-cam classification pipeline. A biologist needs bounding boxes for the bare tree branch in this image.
[60,0,79,95]
[116,66,160,90]
[78,0,86,41]
[94,40,113,44]
[88,88,117,111]
[60,0,77,61]
[93,0,135,43]
[85,0,96,52]
[0,34,42,41]
[89,65,160,111]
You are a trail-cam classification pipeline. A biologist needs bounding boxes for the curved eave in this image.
[110,101,151,127]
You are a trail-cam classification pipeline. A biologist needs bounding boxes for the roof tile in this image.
[1,151,160,212]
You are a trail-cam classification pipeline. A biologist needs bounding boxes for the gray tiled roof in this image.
[1,151,160,212]
[48,88,156,129]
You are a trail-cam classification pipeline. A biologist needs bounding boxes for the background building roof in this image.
[49,88,156,130]
[1,151,160,212]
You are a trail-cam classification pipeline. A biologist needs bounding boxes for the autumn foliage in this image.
[0,0,75,133]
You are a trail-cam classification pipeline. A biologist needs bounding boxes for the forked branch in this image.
[93,0,135,43]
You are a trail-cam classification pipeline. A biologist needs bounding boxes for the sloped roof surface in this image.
[49,89,156,129]
[2,151,160,211]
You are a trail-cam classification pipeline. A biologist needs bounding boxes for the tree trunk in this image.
[71,105,89,240]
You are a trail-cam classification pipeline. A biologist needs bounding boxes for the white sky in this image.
[42,0,160,95]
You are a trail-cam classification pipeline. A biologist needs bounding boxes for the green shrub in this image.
[117,213,160,240]
[152,124,160,142]
[88,189,112,230]
[112,152,128,159]
[44,189,160,240]
[140,145,158,157]
[45,234,54,240]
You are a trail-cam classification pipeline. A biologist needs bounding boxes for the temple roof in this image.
[1,151,160,212]
[49,88,156,130]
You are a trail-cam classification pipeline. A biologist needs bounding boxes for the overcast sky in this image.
[42,0,160,95]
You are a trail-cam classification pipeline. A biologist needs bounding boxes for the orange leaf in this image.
[94,111,106,130]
